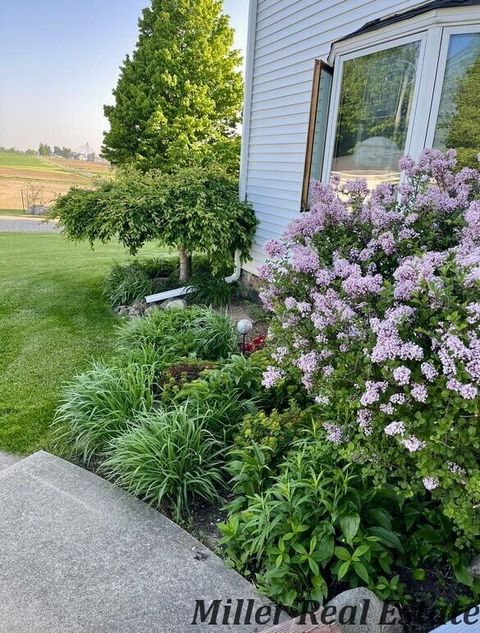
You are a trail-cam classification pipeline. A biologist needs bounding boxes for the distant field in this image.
[0,152,111,211]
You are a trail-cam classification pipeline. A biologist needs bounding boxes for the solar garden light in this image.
[237,319,253,354]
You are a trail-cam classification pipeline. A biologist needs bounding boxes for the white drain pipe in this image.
[145,250,242,304]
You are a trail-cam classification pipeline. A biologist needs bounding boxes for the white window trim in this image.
[319,5,480,185]
[321,32,428,184]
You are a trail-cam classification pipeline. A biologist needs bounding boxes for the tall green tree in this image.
[102,0,243,173]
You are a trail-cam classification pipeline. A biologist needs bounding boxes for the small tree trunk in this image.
[179,247,192,282]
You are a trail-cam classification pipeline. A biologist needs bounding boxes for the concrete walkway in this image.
[0,216,58,232]
[0,451,275,632]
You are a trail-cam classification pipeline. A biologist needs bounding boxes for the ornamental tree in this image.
[260,149,480,546]
[102,0,243,174]
[51,165,257,282]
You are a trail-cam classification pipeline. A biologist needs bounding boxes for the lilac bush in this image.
[261,149,480,544]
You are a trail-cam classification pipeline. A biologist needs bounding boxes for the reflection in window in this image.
[332,41,420,187]
[434,34,480,169]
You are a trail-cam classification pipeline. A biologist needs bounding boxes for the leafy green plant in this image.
[54,360,157,461]
[220,427,405,610]
[103,257,178,307]
[117,306,237,364]
[187,272,238,307]
[103,404,225,520]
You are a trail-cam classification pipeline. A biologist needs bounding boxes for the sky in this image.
[0,1,249,155]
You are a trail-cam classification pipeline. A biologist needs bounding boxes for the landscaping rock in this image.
[469,555,480,579]
[115,301,147,318]
[162,298,187,310]
[144,304,161,315]
[326,588,403,633]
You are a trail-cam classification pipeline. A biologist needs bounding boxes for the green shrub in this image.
[54,361,157,461]
[221,426,405,609]
[103,257,178,307]
[187,272,238,307]
[117,306,238,364]
[51,165,258,280]
[237,402,320,453]
[168,354,265,442]
[103,404,225,520]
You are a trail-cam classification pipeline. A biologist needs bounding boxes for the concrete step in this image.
[0,451,21,471]
[0,451,276,632]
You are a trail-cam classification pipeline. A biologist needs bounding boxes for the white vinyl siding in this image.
[241,0,425,271]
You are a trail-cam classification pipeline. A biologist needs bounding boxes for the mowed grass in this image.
[0,152,57,171]
[0,233,160,455]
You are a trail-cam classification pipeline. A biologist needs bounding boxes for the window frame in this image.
[299,5,480,192]
[321,31,429,185]
[301,59,333,211]
[425,23,480,148]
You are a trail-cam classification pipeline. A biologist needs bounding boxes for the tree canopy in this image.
[102,0,243,173]
[51,165,257,281]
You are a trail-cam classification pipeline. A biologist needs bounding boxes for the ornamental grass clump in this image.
[260,149,480,544]
[54,360,158,462]
[103,404,225,521]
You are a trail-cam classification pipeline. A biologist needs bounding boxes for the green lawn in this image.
[0,233,159,455]
[0,152,57,171]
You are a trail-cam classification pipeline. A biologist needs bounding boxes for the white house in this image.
[239,0,480,275]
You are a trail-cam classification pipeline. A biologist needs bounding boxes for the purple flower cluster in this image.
[262,149,480,506]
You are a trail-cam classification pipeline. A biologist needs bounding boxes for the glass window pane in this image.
[332,41,420,188]
[311,66,333,183]
[434,33,480,169]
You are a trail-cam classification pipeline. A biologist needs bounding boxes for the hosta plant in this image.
[260,149,480,545]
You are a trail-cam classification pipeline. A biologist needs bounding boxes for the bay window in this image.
[302,5,480,209]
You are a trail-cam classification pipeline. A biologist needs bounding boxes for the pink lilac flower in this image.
[315,394,329,405]
[262,366,284,388]
[421,362,438,382]
[297,302,312,316]
[384,421,406,436]
[402,436,426,452]
[399,154,415,176]
[447,378,478,400]
[448,462,466,476]
[259,288,276,311]
[291,245,320,274]
[380,403,395,415]
[357,409,373,435]
[342,273,383,297]
[295,351,319,374]
[462,201,480,243]
[323,422,344,444]
[423,477,440,491]
[323,365,334,377]
[360,381,387,406]
[264,239,286,258]
[377,231,396,255]
[257,263,273,281]
[393,252,447,301]
[393,366,411,385]
[272,346,288,362]
[411,384,428,402]
[390,393,406,405]
[284,297,297,309]
[466,303,480,324]
[341,178,369,198]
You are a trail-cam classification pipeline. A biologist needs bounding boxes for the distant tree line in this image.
[0,144,96,162]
